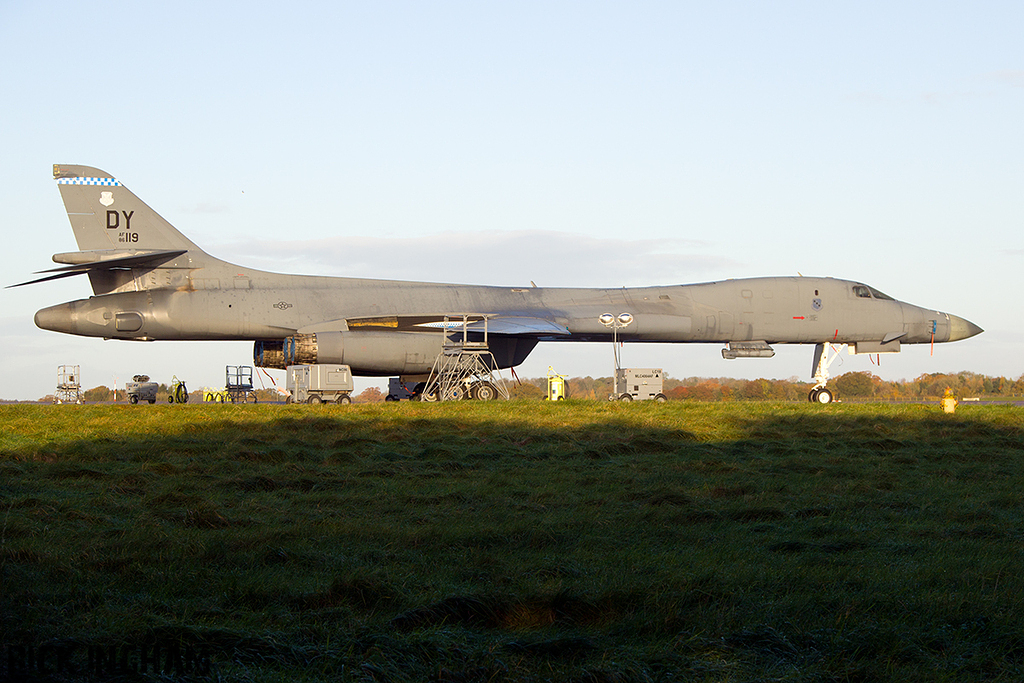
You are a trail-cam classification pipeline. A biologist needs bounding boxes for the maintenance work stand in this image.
[226,365,259,403]
[418,315,509,401]
[54,364,83,404]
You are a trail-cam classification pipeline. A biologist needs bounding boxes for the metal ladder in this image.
[420,315,509,401]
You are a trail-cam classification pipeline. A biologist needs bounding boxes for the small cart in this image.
[226,366,259,403]
[546,366,568,401]
[126,375,158,405]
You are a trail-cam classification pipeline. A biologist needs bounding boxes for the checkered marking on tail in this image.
[56,177,121,186]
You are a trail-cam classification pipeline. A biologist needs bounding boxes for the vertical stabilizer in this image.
[53,164,204,254]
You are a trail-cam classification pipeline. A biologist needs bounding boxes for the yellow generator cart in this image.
[546,366,568,401]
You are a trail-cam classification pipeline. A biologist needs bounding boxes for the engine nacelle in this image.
[256,329,539,376]
[255,331,443,375]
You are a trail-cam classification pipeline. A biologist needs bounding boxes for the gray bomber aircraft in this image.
[19,164,982,403]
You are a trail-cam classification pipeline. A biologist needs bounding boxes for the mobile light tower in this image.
[599,312,633,398]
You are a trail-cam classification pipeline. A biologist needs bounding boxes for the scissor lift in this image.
[419,316,509,401]
[226,365,259,403]
[54,364,84,404]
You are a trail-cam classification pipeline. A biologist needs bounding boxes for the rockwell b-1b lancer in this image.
[18,164,982,403]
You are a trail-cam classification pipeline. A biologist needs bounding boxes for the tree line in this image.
[509,370,1024,401]
[33,370,1024,404]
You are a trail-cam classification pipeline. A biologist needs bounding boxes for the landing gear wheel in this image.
[440,385,466,401]
[471,381,497,401]
[810,387,834,404]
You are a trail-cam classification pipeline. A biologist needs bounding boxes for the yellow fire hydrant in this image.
[940,387,957,414]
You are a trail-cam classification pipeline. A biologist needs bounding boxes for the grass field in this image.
[2,401,1023,681]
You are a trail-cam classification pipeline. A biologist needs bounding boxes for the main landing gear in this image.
[808,386,835,404]
[807,342,843,404]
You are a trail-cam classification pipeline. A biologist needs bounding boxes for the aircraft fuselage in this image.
[24,164,983,380]
[35,267,970,346]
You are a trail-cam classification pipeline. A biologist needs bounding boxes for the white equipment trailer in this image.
[286,364,354,405]
[610,368,668,402]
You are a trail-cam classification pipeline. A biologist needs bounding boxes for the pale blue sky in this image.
[1,2,1020,399]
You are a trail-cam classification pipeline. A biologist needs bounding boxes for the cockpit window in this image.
[852,284,895,301]
[868,287,894,301]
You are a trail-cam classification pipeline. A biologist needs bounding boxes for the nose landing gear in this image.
[808,342,843,404]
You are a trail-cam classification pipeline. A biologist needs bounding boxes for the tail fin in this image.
[53,164,203,253]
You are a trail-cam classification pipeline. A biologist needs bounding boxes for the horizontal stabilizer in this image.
[8,249,186,288]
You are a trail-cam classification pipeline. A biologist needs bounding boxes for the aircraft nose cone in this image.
[35,302,76,334]
[948,315,983,342]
